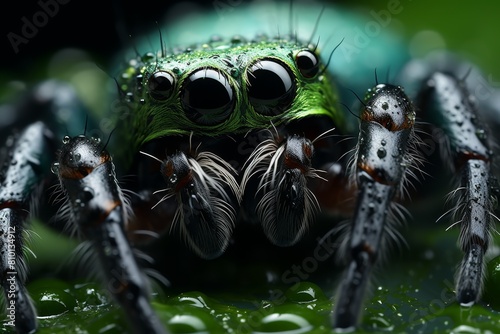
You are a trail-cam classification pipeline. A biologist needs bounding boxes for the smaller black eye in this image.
[295,50,319,78]
[148,71,175,101]
[247,59,295,116]
[181,68,234,125]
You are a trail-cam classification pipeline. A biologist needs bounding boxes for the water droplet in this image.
[368,315,394,331]
[230,68,239,77]
[285,282,326,304]
[476,129,486,140]
[381,101,389,110]
[81,187,94,202]
[177,293,210,309]
[74,153,81,162]
[62,136,71,144]
[377,147,387,158]
[51,162,60,174]
[290,184,299,202]
[169,174,178,184]
[380,139,386,146]
[259,312,313,333]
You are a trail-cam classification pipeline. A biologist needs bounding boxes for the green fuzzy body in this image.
[116,37,341,164]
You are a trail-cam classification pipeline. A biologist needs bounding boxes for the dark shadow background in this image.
[2,0,499,81]
[1,0,181,77]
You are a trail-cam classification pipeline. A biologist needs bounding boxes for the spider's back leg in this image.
[398,52,499,305]
[0,121,54,333]
[415,69,495,305]
[0,79,92,333]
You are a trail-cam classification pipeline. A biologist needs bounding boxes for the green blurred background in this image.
[344,0,500,80]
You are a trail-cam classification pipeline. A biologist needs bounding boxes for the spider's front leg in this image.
[332,84,417,330]
[53,135,168,334]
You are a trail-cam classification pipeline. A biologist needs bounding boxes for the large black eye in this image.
[247,59,295,116]
[295,50,319,78]
[181,68,234,125]
[148,71,175,101]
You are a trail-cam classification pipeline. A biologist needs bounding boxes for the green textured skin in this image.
[117,38,340,156]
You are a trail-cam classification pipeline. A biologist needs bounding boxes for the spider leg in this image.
[0,122,53,333]
[0,80,120,333]
[416,71,495,305]
[54,135,168,334]
[332,84,416,330]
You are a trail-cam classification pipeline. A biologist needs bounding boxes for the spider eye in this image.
[148,71,175,101]
[247,59,295,116]
[295,50,319,78]
[181,68,234,125]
